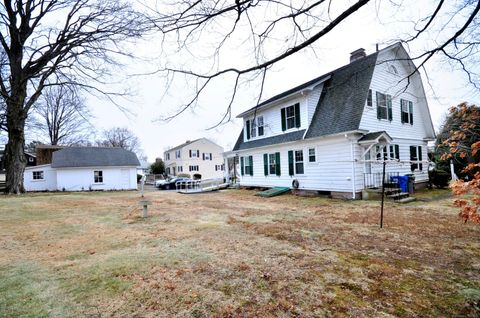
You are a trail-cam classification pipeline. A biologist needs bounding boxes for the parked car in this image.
[157,177,192,190]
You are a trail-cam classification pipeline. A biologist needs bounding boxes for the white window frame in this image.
[294,150,304,174]
[401,99,413,124]
[308,148,316,163]
[257,116,264,136]
[286,105,296,130]
[376,92,388,120]
[94,170,103,183]
[32,171,44,180]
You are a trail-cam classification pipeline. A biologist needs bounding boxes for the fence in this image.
[364,171,400,189]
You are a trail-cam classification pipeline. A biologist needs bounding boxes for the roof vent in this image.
[350,48,366,63]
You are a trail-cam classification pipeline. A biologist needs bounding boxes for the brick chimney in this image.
[350,48,366,63]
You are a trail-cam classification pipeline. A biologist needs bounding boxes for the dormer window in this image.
[257,116,264,136]
[281,103,301,131]
[245,115,264,140]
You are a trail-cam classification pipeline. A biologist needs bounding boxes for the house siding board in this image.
[164,138,224,179]
[24,165,57,191]
[359,49,433,140]
[238,136,357,192]
[304,53,378,139]
[307,84,323,126]
[56,167,137,191]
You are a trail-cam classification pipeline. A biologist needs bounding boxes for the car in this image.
[157,177,192,190]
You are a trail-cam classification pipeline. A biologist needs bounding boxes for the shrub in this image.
[429,169,450,188]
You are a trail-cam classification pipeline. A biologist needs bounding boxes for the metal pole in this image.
[380,161,386,228]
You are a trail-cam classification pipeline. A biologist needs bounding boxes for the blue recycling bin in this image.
[391,175,408,192]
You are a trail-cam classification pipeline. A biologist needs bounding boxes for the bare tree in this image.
[96,127,142,155]
[150,0,480,126]
[32,86,93,146]
[0,1,148,193]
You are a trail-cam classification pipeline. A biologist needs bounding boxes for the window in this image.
[94,170,103,183]
[257,116,264,136]
[376,92,392,121]
[410,146,423,172]
[28,157,34,162]
[376,145,399,160]
[251,119,257,138]
[178,166,183,172]
[215,164,224,171]
[241,156,253,176]
[263,153,280,176]
[281,103,301,131]
[245,119,251,140]
[175,150,181,159]
[189,165,199,172]
[288,150,304,175]
[32,171,44,180]
[401,99,414,124]
[389,144,400,160]
[203,153,212,160]
[166,167,170,174]
[189,149,199,158]
[165,153,170,160]
[308,148,316,162]
[367,89,373,107]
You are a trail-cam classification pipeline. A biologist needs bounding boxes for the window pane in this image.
[308,148,315,162]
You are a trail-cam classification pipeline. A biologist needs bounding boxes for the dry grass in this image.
[0,189,479,317]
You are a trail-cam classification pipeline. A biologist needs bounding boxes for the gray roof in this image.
[51,147,140,168]
[233,52,378,151]
[304,52,377,138]
[358,131,391,142]
[233,130,306,151]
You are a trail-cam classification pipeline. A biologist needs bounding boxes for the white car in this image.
[154,179,169,188]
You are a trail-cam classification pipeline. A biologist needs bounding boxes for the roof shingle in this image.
[51,147,140,168]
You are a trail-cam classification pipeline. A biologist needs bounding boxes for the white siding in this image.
[307,83,323,125]
[238,135,358,194]
[24,165,57,191]
[56,167,137,191]
[359,49,433,140]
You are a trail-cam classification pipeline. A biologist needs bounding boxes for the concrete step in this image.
[387,192,410,201]
[397,196,416,203]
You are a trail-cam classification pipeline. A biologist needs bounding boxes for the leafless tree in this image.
[32,86,93,146]
[0,1,148,193]
[150,0,480,126]
[96,127,142,155]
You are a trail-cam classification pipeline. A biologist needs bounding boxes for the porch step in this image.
[387,192,410,201]
[397,196,416,204]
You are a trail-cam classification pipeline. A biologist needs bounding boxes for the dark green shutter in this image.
[376,92,381,119]
[246,120,250,140]
[409,101,413,125]
[281,108,286,131]
[288,150,294,176]
[395,144,400,160]
[400,99,405,123]
[294,103,301,128]
[387,95,392,121]
[263,154,268,176]
[418,146,423,170]
[240,157,244,176]
[275,152,281,176]
[249,156,253,176]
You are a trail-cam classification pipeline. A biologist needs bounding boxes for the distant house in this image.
[229,43,435,198]
[24,147,140,191]
[0,146,36,170]
[164,138,224,179]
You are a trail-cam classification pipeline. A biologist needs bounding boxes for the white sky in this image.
[59,1,480,161]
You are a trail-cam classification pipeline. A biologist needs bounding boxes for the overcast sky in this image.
[41,1,480,162]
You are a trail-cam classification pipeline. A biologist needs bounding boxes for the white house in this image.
[164,138,224,179]
[229,43,435,199]
[24,147,140,191]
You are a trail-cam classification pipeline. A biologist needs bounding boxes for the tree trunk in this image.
[4,100,27,194]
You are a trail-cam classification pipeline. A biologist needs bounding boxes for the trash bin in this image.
[391,175,408,193]
[405,174,415,194]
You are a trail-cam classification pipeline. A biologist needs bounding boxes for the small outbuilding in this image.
[24,147,140,192]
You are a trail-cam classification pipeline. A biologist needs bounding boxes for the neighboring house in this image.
[137,159,150,176]
[0,146,36,170]
[24,147,140,191]
[164,138,224,179]
[229,43,435,199]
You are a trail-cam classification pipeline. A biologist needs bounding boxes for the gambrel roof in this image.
[233,50,378,151]
[51,147,140,168]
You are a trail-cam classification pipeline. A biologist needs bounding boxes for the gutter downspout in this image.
[351,139,356,199]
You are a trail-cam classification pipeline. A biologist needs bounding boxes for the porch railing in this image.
[364,172,400,189]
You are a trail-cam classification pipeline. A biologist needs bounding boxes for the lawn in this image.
[0,189,479,317]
